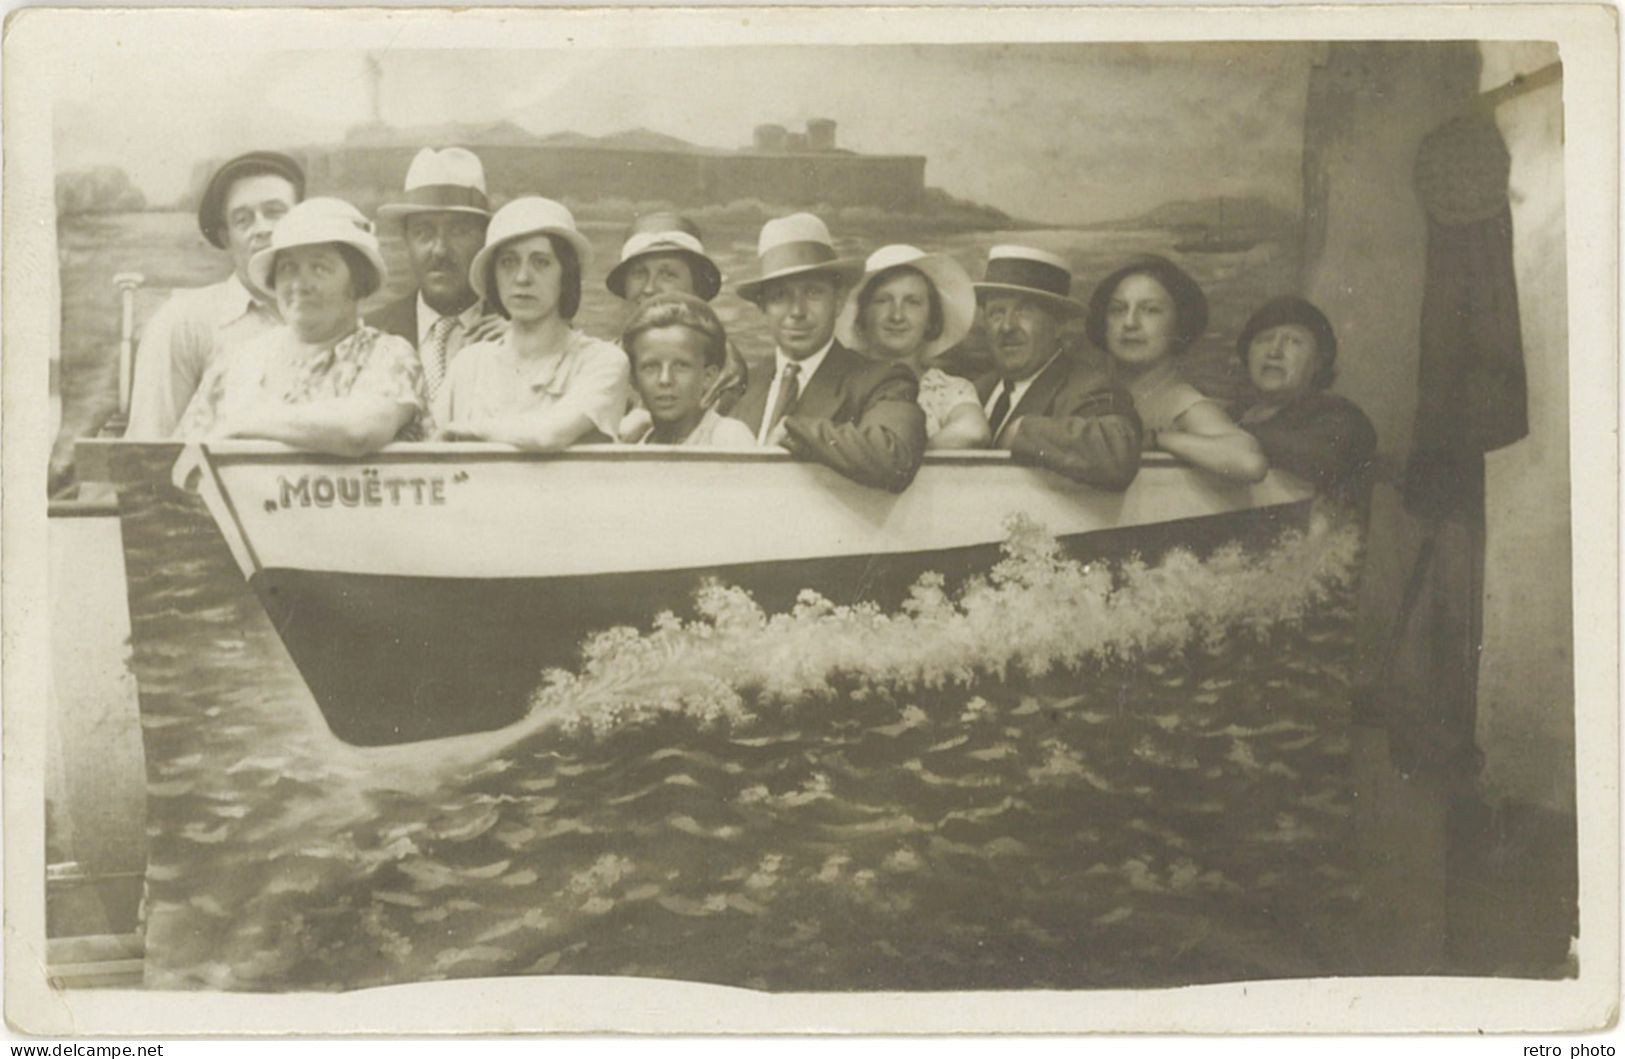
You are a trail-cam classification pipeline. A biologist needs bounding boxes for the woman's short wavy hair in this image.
[1085,255,1209,356]
[620,292,729,370]
[483,233,583,322]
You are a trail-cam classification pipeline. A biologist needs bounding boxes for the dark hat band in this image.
[981,257,1072,299]
[606,247,723,301]
[390,183,491,213]
[758,239,839,277]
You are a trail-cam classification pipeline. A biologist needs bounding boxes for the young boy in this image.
[620,293,756,447]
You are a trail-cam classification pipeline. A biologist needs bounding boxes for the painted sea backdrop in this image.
[62,209,1377,992]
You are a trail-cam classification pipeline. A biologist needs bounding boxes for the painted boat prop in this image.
[89,441,1313,747]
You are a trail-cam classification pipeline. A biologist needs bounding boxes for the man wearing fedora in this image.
[606,211,747,415]
[974,246,1142,489]
[729,213,927,493]
[366,147,502,401]
[123,150,305,439]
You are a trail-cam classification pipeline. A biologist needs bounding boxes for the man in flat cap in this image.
[729,212,927,493]
[974,245,1142,489]
[123,150,304,439]
[366,147,502,401]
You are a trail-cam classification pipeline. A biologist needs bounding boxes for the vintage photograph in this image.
[7,4,1616,1035]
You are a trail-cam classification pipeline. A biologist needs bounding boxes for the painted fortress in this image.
[218,119,928,214]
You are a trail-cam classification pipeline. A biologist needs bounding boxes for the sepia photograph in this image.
[4,4,1617,1036]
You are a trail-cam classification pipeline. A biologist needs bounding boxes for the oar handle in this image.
[113,272,144,417]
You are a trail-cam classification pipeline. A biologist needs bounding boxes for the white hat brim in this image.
[736,258,866,304]
[246,239,388,303]
[377,203,493,221]
[469,226,596,305]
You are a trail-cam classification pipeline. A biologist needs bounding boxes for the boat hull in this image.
[251,504,1304,745]
[90,442,1313,747]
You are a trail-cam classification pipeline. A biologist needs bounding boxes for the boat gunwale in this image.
[47,499,120,519]
[81,438,1191,472]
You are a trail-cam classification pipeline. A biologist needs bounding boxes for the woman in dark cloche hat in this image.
[1087,255,1267,483]
[1234,295,1378,503]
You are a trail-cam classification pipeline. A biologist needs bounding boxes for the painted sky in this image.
[54,42,1316,226]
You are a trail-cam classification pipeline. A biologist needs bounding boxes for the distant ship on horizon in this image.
[1172,198,1262,254]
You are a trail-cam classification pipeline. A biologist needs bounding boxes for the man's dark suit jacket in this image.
[729,341,927,493]
[975,354,1142,491]
[364,295,420,347]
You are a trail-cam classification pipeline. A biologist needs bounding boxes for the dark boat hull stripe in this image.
[251,502,1309,746]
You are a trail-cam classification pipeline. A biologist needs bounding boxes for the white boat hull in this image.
[174,443,1311,582]
[92,442,1314,746]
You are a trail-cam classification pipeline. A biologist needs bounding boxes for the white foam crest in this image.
[522,514,1362,736]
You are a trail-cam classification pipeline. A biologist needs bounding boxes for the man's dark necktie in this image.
[765,361,801,439]
[988,383,1013,439]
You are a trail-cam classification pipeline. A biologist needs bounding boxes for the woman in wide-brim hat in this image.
[1086,254,1267,483]
[435,197,630,451]
[836,244,990,449]
[1234,295,1377,500]
[175,197,430,455]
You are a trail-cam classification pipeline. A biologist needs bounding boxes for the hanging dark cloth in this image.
[1403,114,1529,519]
[1382,112,1529,785]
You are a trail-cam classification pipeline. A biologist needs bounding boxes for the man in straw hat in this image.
[124,150,305,439]
[606,211,747,415]
[729,213,927,493]
[973,246,1142,489]
[366,147,503,401]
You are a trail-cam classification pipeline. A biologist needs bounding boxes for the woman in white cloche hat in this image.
[435,197,631,451]
[836,244,990,449]
[175,196,431,455]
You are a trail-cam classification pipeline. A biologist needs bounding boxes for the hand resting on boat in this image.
[927,401,994,451]
[216,395,420,458]
[437,405,602,450]
[617,406,655,444]
[1154,400,1269,484]
[777,368,929,494]
[993,366,1144,491]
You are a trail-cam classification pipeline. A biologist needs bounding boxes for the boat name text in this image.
[270,470,458,512]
